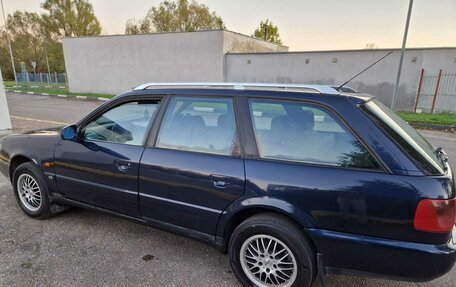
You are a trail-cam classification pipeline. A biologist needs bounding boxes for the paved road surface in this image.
[1,93,455,286]
[7,92,101,132]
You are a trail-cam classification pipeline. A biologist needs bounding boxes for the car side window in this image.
[156,97,238,156]
[81,100,160,146]
[249,99,380,170]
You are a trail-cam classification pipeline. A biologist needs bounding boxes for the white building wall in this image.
[63,31,455,112]
[64,31,225,95]
[63,30,287,95]
[226,48,456,110]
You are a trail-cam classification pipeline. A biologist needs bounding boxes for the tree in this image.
[0,1,100,80]
[0,30,15,80]
[125,0,225,34]
[0,10,66,81]
[7,11,46,73]
[252,19,282,45]
[41,0,101,39]
[125,18,151,35]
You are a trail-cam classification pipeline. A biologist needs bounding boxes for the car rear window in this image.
[362,100,445,175]
[250,99,380,170]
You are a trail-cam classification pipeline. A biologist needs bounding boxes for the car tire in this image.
[229,213,316,287]
[12,162,53,219]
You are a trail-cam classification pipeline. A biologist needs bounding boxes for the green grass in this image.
[4,81,66,88]
[397,112,456,126]
[4,81,113,99]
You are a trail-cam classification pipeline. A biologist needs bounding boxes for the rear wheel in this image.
[229,214,316,287]
[13,162,52,219]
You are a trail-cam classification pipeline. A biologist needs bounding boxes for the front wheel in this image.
[13,162,53,219]
[229,214,316,287]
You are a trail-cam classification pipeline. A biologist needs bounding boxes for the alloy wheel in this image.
[240,234,298,287]
[17,174,42,212]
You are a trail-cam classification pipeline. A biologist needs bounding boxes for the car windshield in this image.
[363,100,445,175]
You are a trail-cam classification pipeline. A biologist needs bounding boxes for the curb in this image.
[410,122,456,133]
[5,89,110,102]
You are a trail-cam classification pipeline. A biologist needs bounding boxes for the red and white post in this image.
[430,69,443,114]
[413,69,424,113]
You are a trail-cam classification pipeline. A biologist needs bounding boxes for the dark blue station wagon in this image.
[1,83,455,287]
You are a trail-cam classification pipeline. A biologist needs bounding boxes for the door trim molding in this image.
[57,174,138,195]
[139,192,224,214]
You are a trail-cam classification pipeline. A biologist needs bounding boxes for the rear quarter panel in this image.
[226,159,454,245]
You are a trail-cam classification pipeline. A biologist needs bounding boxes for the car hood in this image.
[22,126,65,136]
[0,126,64,150]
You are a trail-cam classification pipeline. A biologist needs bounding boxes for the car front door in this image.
[139,95,245,236]
[54,98,161,217]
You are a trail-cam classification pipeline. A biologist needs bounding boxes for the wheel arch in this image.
[218,202,317,254]
[9,155,37,180]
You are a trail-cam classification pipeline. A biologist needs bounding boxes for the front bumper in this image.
[308,228,456,282]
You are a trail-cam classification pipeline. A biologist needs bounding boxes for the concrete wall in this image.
[63,29,456,111]
[226,48,456,110]
[64,31,225,94]
[63,30,287,95]
[0,70,12,131]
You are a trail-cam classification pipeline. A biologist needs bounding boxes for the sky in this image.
[3,0,456,51]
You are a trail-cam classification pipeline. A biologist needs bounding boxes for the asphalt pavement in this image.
[1,92,455,287]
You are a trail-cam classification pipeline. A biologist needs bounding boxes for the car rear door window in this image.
[156,97,238,156]
[249,99,380,170]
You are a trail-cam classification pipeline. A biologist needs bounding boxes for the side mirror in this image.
[61,125,78,140]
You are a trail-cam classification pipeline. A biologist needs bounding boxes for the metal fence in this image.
[16,72,67,85]
[415,69,456,113]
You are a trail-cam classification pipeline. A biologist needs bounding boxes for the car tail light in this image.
[414,199,456,233]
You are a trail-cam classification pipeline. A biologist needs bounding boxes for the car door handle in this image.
[211,175,231,189]
[115,160,132,172]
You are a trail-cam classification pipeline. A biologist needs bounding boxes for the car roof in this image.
[118,82,374,104]
[133,82,340,95]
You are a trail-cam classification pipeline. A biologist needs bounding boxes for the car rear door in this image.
[54,97,162,217]
[139,95,245,236]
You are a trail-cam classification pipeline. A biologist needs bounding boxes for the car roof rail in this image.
[133,82,340,95]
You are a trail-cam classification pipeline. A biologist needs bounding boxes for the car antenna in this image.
[336,50,393,90]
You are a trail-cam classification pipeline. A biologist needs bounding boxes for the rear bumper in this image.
[308,228,456,282]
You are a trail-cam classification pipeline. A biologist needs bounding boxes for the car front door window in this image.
[82,101,160,146]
